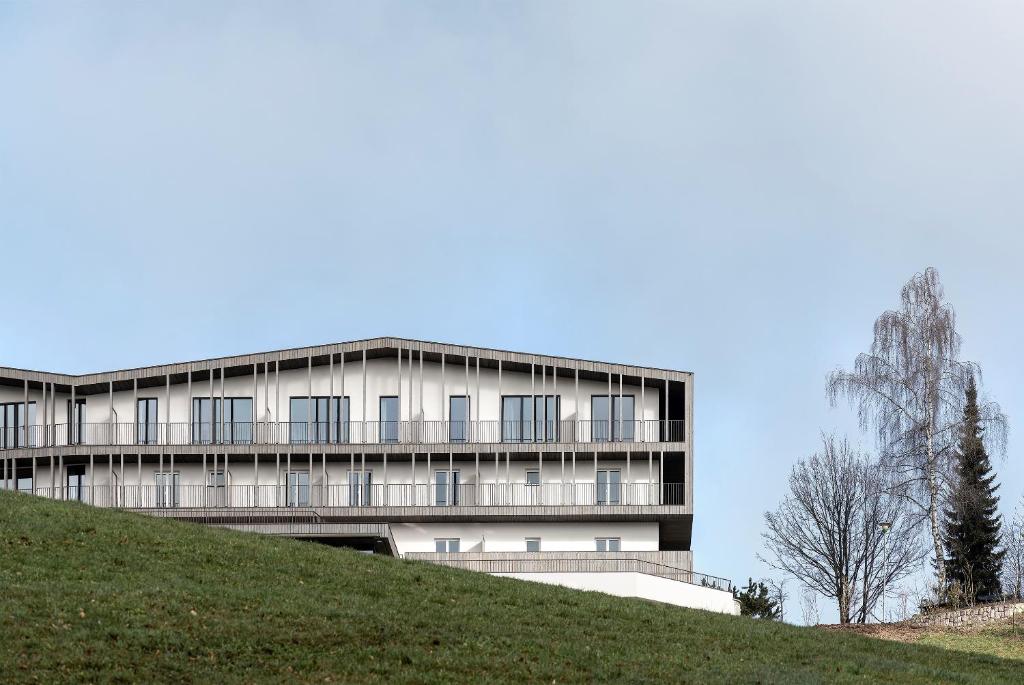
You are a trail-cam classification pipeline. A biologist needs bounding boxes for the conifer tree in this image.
[943,376,1004,601]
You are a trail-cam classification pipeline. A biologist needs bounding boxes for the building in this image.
[0,337,737,614]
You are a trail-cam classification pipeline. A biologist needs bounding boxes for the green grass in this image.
[2,491,1022,684]
[915,624,1024,663]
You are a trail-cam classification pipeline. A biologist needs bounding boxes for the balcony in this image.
[21,482,685,509]
[405,553,731,591]
[1,419,687,450]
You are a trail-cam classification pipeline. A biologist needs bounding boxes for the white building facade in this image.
[0,337,736,614]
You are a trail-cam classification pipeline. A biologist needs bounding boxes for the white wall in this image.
[495,571,740,614]
[0,358,661,428]
[391,522,659,553]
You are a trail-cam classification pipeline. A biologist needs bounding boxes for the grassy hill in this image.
[1,491,1021,684]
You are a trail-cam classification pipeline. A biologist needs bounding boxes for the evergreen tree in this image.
[943,376,1004,601]
[733,578,781,619]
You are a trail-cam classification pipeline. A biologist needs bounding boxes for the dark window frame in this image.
[500,395,560,443]
[288,395,351,444]
[590,394,636,442]
[448,395,471,442]
[137,397,159,445]
[379,396,399,443]
[191,397,254,444]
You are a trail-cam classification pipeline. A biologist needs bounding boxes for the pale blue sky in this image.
[2,2,1022,618]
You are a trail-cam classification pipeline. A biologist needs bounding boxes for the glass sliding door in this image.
[379,397,399,443]
[224,398,252,444]
[67,399,86,445]
[0,402,36,449]
[501,396,558,443]
[449,396,469,442]
[434,470,460,506]
[155,471,179,507]
[287,471,310,507]
[289,396,349,444]
[207,470,227,506]
[137,398,158,445]
[591,396,635,442]
[66,465,86,502]
[348,471,372,506]
[192,398,253,444]
[596,469,621,505]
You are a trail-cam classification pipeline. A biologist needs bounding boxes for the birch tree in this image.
[827,267,1006,592]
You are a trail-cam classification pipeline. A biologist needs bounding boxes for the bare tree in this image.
[800,589,820,626]
[827,267,1007,592]
[763,577,789,623]
[1003,496,1024,599]
[761,435,925,623]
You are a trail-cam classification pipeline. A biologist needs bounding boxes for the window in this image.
[137,398,158,445]
[434,470,460,506]
[348,470,372,506]
[285,471,309,507]
[449,396,470,442]
[16,474,32,494]
[591,396,635,442]
[0,401,36,448]
[192,398,254,444]
[596,469,621,505]
[67,399,86,445]
[379,396,399,443]
[155,471,179,508]
[207,470,227,506]
[434,538,460,553]
[525,537,541,552]
[289,396,350,444]
[501,395,559,443]
[595,537,621,552]
[66,464,86,502]
[526,470,540,486]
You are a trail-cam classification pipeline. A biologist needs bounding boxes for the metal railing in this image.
[408,555,731,591]
[19,482,685,509]
[1,419,686,450]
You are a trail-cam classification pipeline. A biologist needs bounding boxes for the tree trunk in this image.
[926,421,946,593]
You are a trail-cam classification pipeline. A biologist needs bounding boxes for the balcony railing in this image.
[21,482,685,509]
[406,555,731,591]
[1,419,686,450]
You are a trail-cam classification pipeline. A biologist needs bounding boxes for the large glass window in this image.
[434,470,460,506]
[289,396,350,444]
[348,471,372,506]
[191,398,253,444]
[596,469,621,505]
[0,401,36,448]
[155,471,179,508]
[137,398,158,445]
[449,396,469,442]
[287,471,309,507]
[379,396,399,443]
[591,396,635,442]
[501,395,559,443]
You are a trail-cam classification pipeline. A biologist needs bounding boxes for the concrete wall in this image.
[494,571,739,614]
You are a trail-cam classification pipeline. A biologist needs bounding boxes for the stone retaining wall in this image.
[911,602,1024,628]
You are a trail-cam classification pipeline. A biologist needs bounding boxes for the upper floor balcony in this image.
[0,418,687,451]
